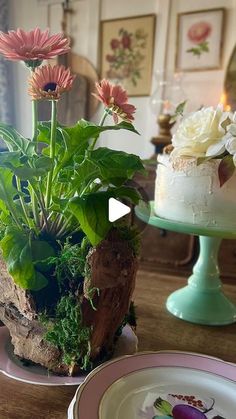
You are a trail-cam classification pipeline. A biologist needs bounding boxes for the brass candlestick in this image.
[151,113,175,157]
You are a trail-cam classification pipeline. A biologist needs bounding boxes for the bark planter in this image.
[0,229,138,375]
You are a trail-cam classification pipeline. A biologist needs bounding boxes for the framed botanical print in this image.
[176,8,225,71]
[100,14,156,96]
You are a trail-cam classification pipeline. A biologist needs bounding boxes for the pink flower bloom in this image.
[28,64,75,101]
[122,34,131,49]
[110,38,120,50]
[187,21,212,44]
[93,79,136,123]
[0,28,70,63]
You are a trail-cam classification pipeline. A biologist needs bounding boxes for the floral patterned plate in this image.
[73,351,236,419]
[0,325,137,386]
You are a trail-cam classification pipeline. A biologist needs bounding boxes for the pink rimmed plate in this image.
[73,351,236,419]
[0,325,137,386]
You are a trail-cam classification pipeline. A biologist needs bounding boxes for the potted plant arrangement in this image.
[0,28,145,375]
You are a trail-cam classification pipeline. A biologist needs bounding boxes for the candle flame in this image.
[220,92,231,112]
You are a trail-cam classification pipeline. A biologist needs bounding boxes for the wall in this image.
[9,0,236,158]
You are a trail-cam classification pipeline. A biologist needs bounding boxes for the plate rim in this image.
[73,350,236,418]
[0,325,137,386]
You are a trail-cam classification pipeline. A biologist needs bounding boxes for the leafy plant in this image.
[0,42,145,291]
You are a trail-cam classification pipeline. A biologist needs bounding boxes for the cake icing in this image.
[154,154,236,229]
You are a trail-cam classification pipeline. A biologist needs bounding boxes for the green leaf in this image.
[0,199,9,215]
[0,167,18,204]
[57,120,139,170]
[218,155,235,187]
[186,41,209,57]
[37,122,66,158]
[154,397,172,416]
[31,239,56,272]
[0,123,36,155]
[112,186,141,204]
[0,151,22,168]
[73,158,100,192]
[69,186,141,245]
[170,101,187,123]
[0,227,48,290]
[90,148,145,186]
[13,156,53,180]
[69,192,110,245]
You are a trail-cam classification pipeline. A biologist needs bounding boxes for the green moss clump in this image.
[49,237,91,291]
[45,295,92,370]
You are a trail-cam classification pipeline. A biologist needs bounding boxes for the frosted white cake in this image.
[154,154,236,229]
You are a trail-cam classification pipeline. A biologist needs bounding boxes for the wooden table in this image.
[0,269,236,419]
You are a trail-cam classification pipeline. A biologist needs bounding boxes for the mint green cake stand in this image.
[135,201,236,326]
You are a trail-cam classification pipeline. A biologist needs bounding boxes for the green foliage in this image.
[187,41,209,57]
[170,100,187,123]
[69,187,141,245]
[0,114,143,290]
[0,226,55,290]
[45,295,92,370]
[0,123,36,155]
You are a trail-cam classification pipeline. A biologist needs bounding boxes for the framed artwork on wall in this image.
[176,8,225,71]
[100,14,156,96]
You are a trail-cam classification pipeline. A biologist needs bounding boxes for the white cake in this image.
[154,154,236,229]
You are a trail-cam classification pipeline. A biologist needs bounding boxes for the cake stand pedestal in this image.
[136,202,236,326]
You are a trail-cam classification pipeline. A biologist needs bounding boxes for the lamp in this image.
[150,71,186,156]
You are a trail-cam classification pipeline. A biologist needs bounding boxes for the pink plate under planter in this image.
[71,351,236,419]
[0,325,137,386]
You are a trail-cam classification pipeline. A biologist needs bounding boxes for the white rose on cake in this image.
[171,105,228,158]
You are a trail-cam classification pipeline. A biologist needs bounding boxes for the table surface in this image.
[0,269,236,419]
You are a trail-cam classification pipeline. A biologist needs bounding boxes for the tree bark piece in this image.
[0,231,138,375]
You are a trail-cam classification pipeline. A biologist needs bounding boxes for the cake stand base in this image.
[166,236,236,325]
[166,287,236,325]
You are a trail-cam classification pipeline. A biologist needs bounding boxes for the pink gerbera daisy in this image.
[93,79,136,123]
[28,65,75,101]
[0,28,70,66]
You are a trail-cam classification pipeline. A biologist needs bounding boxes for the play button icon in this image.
[108,198,131,222]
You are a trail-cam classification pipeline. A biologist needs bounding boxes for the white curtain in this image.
[0,0,14,126]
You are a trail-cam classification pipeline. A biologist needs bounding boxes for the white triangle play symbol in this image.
[108,198,131,222]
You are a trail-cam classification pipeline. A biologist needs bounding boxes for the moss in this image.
[44,295,92,370]
[48,236,91,292]
[117,225,141,256]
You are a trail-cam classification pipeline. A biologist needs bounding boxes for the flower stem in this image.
[89,111,108,151]
[30,182,49,231]
[45,100,57,209]
[31,97,40,225]
[32,100,38,141]
[16,177,33,229]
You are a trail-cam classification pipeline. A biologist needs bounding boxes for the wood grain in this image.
[0,269,235,418]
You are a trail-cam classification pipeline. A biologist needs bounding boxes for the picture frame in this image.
[100,14,156,96]
[176,8,225,72]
